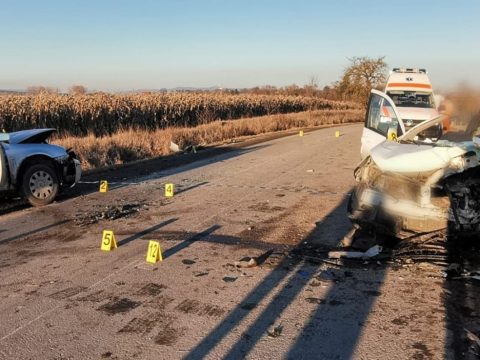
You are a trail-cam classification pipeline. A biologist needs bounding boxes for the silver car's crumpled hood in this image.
[8,128,56,144]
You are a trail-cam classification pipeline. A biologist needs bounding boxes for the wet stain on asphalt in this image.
[175,299,225,317]
[118,311,165,334]
[135,283,166,296]
[48,286,88,300]
[248,202,286,213]
[391,316,409,326]
[412,341,434,360]
[182,259,196,265]
[146,295,175,310]
[97,297,141,315]
[76,290,110,303]
[154,319,185,346]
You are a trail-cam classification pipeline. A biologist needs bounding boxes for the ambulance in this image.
[359,68,443,159]
[384,68,441,138]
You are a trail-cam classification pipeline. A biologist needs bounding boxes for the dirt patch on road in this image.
[239,197,320,246]
[248,202,286,213]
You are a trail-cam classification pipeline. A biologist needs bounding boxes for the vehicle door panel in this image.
[361,89,405,158]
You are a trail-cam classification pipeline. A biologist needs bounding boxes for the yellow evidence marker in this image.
[299,130,304,137]
[335,131,340,138]
[101,230,117,251]
[146,240,162,264]
[165,183,174,198]
[387,127,398,142]
[99,180,109,193]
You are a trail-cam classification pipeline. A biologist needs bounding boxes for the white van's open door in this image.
[361,89,405,159]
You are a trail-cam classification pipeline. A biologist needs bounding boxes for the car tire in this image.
[21,163,59,206]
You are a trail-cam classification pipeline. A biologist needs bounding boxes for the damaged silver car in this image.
[0,129,81,206]
[348,90,480,238]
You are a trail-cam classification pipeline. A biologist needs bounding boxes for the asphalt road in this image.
[0,124,475,359]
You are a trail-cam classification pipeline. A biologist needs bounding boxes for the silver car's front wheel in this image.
[21,164,59,206]
[29,170,54,199]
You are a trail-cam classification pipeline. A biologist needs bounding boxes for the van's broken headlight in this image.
[450,156,466,170]
[474,136,480,148]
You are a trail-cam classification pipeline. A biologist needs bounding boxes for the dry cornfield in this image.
[55,109,364,170]
[0,92,361,136]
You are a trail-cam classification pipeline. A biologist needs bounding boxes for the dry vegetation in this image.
[0,91,364,170]
[0,92,360,136]
[55,109,363,170]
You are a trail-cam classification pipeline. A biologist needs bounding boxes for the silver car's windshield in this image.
[0,133,9,142]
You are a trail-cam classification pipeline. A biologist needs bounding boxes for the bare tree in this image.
[335,56,388,105]
[69,85,87,95]
[284,84,300,96]
[304,75,319,97]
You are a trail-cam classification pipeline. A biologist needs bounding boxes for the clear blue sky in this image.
[1,0,479,91]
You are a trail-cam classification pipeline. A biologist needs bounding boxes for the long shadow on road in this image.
[117,218,178,247]
[162,225,222,259]
[0,219,71,246]
[0,144,270,216]
[444,232,480,359]
[184,196,387,359]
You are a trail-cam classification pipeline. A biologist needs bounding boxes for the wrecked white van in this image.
[348,90,480,238]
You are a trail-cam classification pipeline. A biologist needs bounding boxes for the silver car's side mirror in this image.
[0,133,9,142]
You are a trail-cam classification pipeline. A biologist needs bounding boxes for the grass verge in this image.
[55,109,363,170]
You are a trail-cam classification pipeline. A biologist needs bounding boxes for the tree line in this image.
[21,57,387,106]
